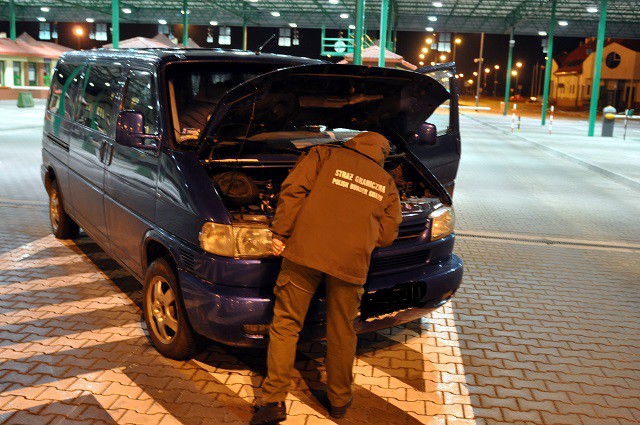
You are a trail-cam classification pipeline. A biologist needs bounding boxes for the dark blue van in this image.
[42,49,463,359]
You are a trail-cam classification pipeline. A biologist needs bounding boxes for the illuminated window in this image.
[95,23,108,41]
[218,26,231,45]
[278,28,291,47]
[39,22,51,40]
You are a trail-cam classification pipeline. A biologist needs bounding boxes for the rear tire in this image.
[143,258,197,360]
[48,179,80,239]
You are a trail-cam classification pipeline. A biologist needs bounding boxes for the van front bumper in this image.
[179,254,463,347]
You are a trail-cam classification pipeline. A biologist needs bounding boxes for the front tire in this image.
[48,179,80,239]
[143,258,197,360]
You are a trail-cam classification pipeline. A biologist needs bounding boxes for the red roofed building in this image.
[0,33,70,100]
[550,38,640,111]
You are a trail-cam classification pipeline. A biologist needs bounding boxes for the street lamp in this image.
[452,36,462,63]
[439,54,447,62]
[511,69,520,95]
[493,64,500,96]
[73,25,84,50]
[483,67,490,92]
[516,61,523,68]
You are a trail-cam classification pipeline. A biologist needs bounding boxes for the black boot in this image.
[329,398,352,419]
[251,401,287,425]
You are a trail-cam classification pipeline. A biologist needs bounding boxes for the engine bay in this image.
[203,148,443,225]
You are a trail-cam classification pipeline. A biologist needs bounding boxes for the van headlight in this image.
[199,223,273,258]
[429,206,455,241]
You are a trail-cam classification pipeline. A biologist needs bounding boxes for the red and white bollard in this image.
[549,105,554,135]
[511,104,517,133]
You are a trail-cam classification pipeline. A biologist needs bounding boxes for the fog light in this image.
[242,324,270,335]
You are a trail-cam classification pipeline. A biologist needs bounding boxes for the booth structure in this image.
[0,33,69,100]
[103,33,200,49]
[339,43,416,70]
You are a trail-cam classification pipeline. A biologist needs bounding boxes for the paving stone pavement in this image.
[1,106,639,424]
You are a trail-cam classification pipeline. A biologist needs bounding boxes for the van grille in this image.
[369,249,430,274]
[180,249,196,273]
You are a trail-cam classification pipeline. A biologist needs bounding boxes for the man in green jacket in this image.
[252,131,403,425]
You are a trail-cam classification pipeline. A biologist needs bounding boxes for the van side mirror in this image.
[416,123,437,146]
[116,110,160,150]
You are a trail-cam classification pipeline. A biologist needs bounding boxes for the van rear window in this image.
[48,62,84,119]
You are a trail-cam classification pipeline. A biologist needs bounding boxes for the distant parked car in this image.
[42,49,463,359]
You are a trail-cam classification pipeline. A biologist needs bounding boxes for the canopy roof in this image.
[0,32,69,58]
[1,1,638,39]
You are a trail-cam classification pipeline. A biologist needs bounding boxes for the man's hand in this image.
[272,238,285,256]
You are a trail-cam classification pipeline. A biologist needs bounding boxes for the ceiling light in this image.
[37,17,46,22]
[587,6,598,13]
[558,20,568,26]
[425,26,434,32]
[86,18,95,23]
[340,13,349,19]
[158,19,167,25]
[249,0,259,2]
[538,30,547,36]
[209,20,218,26]
[271,11,281,17]
[428,16,437,21]
[122,8,132,14]
[433,2,443,7]
[348,24,355,29]
[329,0,340,3]
[289,23,297,27]
[40,7,50,12]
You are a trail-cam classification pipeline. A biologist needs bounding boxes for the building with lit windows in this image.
[551,38,640,111]
[0,32,69,100]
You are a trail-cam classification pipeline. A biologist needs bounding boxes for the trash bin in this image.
[17,92,35,108]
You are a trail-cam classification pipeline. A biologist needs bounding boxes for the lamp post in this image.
[511,69,519,95]
[483,67,490,93]
[452,36,462,63]
[73,26,84,50]
[493,64,500,96]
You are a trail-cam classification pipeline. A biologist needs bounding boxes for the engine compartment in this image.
[203,149,442,225]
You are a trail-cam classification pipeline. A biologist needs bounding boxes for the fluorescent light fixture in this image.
[209,20,218,26]
[329,0,340,3]
[587,6,598,13]
[425,26,434,32]
[538,30,547,36]
[86,18,95,23]
[40,7,50,12]
[122,8,132,14]
[558,20,568,26]
[340,13,349,19]
[348,24,355,29]
[249,0,259,2]
[433,2,443,7]
[289,23,297,27]
[428,16,438,21]
[37,17,46,22]
[271,11,281,17]
[158,19,167,25]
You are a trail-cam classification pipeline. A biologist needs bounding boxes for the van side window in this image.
[76,64,123,134]
[48,62,85,119]
[122,70,158,136]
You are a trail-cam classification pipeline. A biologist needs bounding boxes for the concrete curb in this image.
[461,113,640,193]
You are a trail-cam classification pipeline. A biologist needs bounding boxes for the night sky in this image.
[1,20,585,96]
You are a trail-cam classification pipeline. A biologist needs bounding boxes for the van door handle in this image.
[99,141,108,163]
[107,143,115,166]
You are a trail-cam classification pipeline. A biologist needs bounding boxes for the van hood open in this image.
[197,64,450,151]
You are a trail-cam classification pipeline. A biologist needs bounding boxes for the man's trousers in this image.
[261,258,364,408]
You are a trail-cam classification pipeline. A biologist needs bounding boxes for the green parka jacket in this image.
[271,132,403,285]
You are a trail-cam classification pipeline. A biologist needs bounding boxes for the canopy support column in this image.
[182,0,189,47]
[111,0,120,49]
[354,0,365,65]
[503,28,515,116]
[588,0,608,136]
[379,0,388,67]
[9,0,16,41]
[242,19,248,50]
[475,32,484,108]
[541,0,557,125]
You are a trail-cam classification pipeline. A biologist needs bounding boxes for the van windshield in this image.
[166,61,291,149]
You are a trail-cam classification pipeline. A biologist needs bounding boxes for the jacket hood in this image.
[198,64,450,151]
[344,132,390,166]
